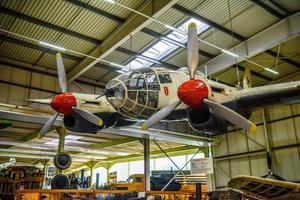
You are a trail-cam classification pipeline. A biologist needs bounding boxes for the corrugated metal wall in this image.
[0,62,103,109]
[212,103,300,188]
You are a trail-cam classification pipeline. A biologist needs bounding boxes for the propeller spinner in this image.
[142,22,257,133]
[38,53,103,138]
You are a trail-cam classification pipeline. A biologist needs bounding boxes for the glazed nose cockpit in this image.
[106,68,159,119]
[106,80,126,107]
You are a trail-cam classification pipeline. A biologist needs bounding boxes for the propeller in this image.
[142,22,257,133]
[38,53,103,138]
[141,100,181,130]
[39,112,59,138]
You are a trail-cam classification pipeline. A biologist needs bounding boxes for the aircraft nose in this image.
[106,80,126,108]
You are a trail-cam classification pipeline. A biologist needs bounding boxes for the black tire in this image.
[54,153,72,170]
[51,174,70,189]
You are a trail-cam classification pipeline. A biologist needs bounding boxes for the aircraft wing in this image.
[228,175,300,199]
[28,93,106,105]
[231,81,300,108]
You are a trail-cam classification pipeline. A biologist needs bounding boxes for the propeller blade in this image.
[27,99,51,105]
[72,107,104,127]
[187,22,199,79]
[39,112,59,138]
[141,100,181,130]
[203,99,257,133]
[56,52,68,93]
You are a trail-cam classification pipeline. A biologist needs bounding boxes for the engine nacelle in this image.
[63,112,135,134]
[187,105,228,134]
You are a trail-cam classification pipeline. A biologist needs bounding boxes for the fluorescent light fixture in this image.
[221,49,238,57]
[264,67,279,75]
[116,152,130,156]
[105,0,115,4]
[39,41,66,51]
[109,62,124,68]
[164,24,179,32]
[44,139,59,145]
[65,135,82,140]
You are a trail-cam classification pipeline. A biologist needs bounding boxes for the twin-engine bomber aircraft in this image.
[32,23,300,138]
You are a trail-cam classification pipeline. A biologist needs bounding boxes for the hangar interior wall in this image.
[0,62,103,108]
[212,103,300,188]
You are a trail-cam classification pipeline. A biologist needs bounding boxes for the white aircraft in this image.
[33,23,300,137]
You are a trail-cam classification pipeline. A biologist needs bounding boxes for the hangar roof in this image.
[0,0,299,169]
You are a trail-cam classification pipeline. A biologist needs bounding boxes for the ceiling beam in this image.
[199,11,300,75]
[0,7,101,45]
[116,46,272,81]
[0,34,117,72]
[140,27,215,58]
[67,0,179,82]
[173,4,300,70]
[250,0,285,19]
[0,60,106,88]
[268,0,290,14]
[65,0,126,24]
[233,65,272,81]
[115,47,180,70]
[265,50,300,69]
[173,4,246,41]
[0,34,81,61]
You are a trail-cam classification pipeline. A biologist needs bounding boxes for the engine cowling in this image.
[63,112,135,133]
[186,105,228,134]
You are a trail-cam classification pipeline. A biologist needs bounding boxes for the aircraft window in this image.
[128,73,138,88]
[137,77,146,89]
[132,104,144,114]
[123,99,135,110]
[145,74,159,90]
[137,91,147,106]
[128,91,137,101]
[147,91,158,109]
[158,74,172,84]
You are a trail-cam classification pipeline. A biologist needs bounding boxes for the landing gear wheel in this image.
[51,174,70,189]
[54,153,72,170]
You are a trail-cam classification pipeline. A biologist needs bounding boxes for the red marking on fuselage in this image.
[164,86,169,96]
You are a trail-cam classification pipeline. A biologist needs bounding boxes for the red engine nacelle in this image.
[50,93,76,116]
[177,79,209,109]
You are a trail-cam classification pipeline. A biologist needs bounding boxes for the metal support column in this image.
[85,161,97,188]
[206,143,215,192]
[196,182,202,200]
[143,138,150,191]
[41,159,49,189]
[101,162,113,183]
[261,108,273,174]
[56,128,66,174]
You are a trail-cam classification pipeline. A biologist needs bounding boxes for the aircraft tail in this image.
[243,66,252,89]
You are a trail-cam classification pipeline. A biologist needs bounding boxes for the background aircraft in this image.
[33,23,300,137]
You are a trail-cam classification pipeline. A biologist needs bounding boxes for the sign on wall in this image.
[191,158,213,174]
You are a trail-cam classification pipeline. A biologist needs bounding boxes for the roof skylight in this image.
[119,18,209,72]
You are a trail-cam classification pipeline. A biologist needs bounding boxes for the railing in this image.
[15,189,207,200]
